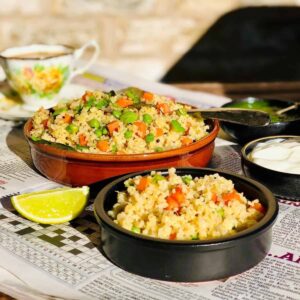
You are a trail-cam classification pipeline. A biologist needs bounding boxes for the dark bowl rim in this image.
[221,97,300,125]
[23,118,219,162]
[94,167,278,246]
[241,135,300,178]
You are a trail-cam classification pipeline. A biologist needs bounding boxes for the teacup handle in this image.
[71,40,100,78]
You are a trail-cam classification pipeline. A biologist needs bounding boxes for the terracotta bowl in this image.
[24,119,219,186]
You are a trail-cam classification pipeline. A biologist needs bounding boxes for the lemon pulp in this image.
[11,186,89,224]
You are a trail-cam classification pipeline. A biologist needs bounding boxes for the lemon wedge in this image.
[11,186,89,224]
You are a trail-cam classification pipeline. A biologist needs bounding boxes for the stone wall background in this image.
[0,0,298,80]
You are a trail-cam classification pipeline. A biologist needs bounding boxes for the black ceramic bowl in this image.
[94,167,278,282]
[241,136,300,200]
[220,98,300,144]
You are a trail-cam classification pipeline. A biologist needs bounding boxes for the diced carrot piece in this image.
[156,128,164,137]
[172,186,185,204]
[222,190,241,205]
[181,136,193,146]
[156,103,170,115]
[253,202,265,213]
[166,196,179,211]
[185,122,191,134]
[79,134,88,146]
[82,91,92,102]
[63,114,72,124]
[169,232,177,240]
[136,177,149,192]
[96,140,109,152]
[107,121,120,136]
[42,119,48,129]
[212,193,219,204]
[116,97,133,108]
[134,121,147,138]
[142,92,154,102]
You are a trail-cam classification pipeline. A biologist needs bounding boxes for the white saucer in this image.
[0,83,88,121]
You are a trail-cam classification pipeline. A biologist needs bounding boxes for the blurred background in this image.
[0,0,299,81]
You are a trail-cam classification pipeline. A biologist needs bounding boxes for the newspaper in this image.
[0,66,299,300]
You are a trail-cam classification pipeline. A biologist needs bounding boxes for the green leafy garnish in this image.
[120,111,138,124]
[191,234,199,240]
[217,208,225,218]
[154,147,164,152]
[112,110,122,119]
[84,97,96,110]
[111,144,118,153]
[176,108,187,116]
[95,98,109,109]
[124,87,142,104]
[131,226,141,234]
[53,107,67,117]
[152,174,166,183]
[76,145,89,151]
[102,127,109,135]
[182,175,192,184]
[31,136,41,142]
[170,120,185,133]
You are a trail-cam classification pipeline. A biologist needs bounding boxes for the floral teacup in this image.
[0,41,99,111]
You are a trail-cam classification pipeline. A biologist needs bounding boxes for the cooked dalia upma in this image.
[29,88,209,154]
[109,168,265,241]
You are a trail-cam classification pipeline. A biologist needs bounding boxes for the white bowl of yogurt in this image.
[241,136,300,200]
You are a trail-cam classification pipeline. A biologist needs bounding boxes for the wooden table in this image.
[175,81,300,100]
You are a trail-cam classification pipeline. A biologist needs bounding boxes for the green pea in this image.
[131,226,141,234]
[124,130,133,139]
[170,120,185,133]
[152,174,166,183]
[66,124,79,134]
[143,114,152,124]
[102,127,108,135]
[155,147,164,152]
[120,111,138,124]
[112,110,122,119]
[53,107,67,116]
[182,175,192,184]
[94,128,103,138]
[31,136,41,142]
[145,133,155,143]
[176,108,187,116]
[88,119,100,129]
[95,98,109,109]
